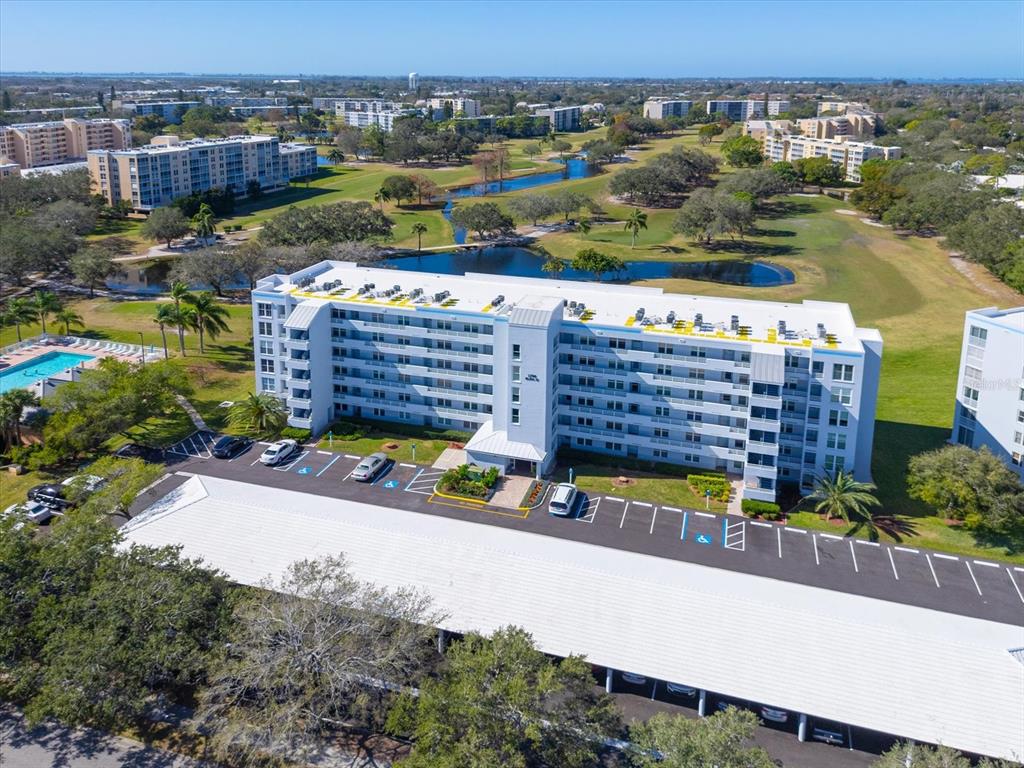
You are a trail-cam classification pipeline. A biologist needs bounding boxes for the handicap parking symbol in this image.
[695,533,713,545]
[383,480,399,489]
[297,467,312,475]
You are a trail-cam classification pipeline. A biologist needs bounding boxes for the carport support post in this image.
[437,628,446,654]
[798,713,808,742]
[697,689,706,717]
[605,667,613,694]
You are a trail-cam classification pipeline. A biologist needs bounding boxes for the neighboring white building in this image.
[337,110,411,132]
[643,99,693,120]
[408,72,419,91]
[113,100,202,123]
[279,143,318,180]
[427,97,481,118]
[533,105,582,131]
[707,99,790,121]
[762,134,901,183]
[315,98,403,112]
[251,262,883,503]
[951,307,1024,477]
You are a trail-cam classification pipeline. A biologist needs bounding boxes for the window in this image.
[260,358,275,373]
[830,387,852,405]
[259,340,274,355]
[811,361,824,375]
[828,409,849,427]
[832,364,854,382]
[258,321,273,336]
[512,365,521,382]
[653,449,668,459]
[968,325,987,346]
[824,454,845,472]
[257,302,273,318]
[826,432,847,450]
[511,387,520,404]
[260,376,275,392]
[512,343,521,361]
[511,408,520,425]
[962,386,980,403]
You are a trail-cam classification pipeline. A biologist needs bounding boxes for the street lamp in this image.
[138,332,145,366]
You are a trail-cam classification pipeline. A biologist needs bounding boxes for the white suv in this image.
[548,483,578,517]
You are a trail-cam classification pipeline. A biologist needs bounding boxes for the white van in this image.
[548,483,578,516]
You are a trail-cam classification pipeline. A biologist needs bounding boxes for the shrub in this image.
[741,499,782,520]
[437,463,500,499]
[280,426,311,442]
[687,473,731,502]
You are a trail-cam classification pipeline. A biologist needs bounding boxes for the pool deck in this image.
[0,337,158,391]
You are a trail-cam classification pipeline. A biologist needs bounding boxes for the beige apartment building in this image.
[0,118,131,169]
[426,96,481,118]
[796,113,877,140]
[89,134,289,211]
[763,134,901,183]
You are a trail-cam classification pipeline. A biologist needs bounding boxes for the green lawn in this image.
[315,424,467,466]
[550,463,727,513]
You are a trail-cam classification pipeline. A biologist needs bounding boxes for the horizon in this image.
[1,0,1021,80]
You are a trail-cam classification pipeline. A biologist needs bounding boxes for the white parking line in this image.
[400,463,417,468]
[894,546,919,553]
[632,501,652,508]
[849,540,859,573]
[317,450,332,455]
[249,456,262,466]
[723,520,745,552]
[750,521,772,528]
[925,554,940,588]
[695,511,715,519]
[819,532,842,540]
[578,496,601,524]
[973,560,1000,568]
[812,534,820,565]
[887,547,899,580]
[662,506,681,513]
[785,527,807,535]
[965,561,983,596]
[273,451,309,471]
[605,496,625,503]
[933,553,959,561]
[776,527,782,559]
[315,455,340,477]
[649,507,658,534]
[856,540,880,547]
[619,502,631,529]
[1006,569,1024,605]
[345,454,360,460]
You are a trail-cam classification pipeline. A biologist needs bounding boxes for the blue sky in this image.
[1,0,1020,79]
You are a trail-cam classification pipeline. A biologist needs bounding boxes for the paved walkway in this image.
[431,447,466,469]
[489,475,535,509]
[175,395,209,431]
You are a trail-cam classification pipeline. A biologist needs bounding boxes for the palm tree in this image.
[541,256,569,279]
[374,187,391,212]
[411,221,429,251]
[54,308,84,336]
[182,291,230,354]
[808,469,881,523]
[847,509,917,543]
[191,202,216,243]
[228,392,288,438]
[153,304,178,360]
[0,389,39,449]
[326,148,345,165]
[576,219,592,236]
[1,298,38,342]
[169,282,190,356]
[32,291,62,336]
[623,208,648,249]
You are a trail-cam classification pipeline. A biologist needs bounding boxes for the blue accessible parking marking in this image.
[297,466,312,475]
[383,479,399,489]
[695,533,714,545]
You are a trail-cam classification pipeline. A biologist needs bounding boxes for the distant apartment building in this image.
[0,118,131,169]
[88,134,301,211]
[533,105,582,132]
[743,120,795,142]
[0,162,20,177]
[251,261,882,503]
[817,100,870,116]
[762,134,900,183]
[707,99,790,121]
[951,307,1024,478]
[315,98,402,112]
[337,110,411,132]
[643,99,693,120]
[279,143,318,180]
[427,97,481,118]
[409,72,419,90]
[204,96,290,108]
[114,101,202,123]
[795,114,877,141]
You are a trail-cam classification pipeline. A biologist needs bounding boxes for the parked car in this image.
[351,452,388,482]
[666,682,697,697]
[62,474,105,493]
[760,707,789,724]
[259,439,300,466]
[212,435,253,459]
[115,442,148,459]
[548,482,578,516]
[812,726,845,746]
[620,672,647,685]
[27,483,70,510]
[3,500,55,525]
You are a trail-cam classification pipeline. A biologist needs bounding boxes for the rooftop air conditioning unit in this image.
[694,313,703,325]
[730,314,739,331]
[635,308,645,321]
[666,311,676,324]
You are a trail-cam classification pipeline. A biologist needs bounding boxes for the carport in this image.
[464,421,548,479]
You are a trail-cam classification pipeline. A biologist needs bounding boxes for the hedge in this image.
[741,499,782,520]
[280,426,311,442]
[687,474,731,502]
[324,418,470,444]
[438,464,500,499]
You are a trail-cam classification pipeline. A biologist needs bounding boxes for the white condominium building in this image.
[337,110,411,132]
[533,105,583,131]
[951,307,1024,477]
[279,143,318,180]
[707,99,791,121]
[114,101,202,123]
[427,97,481,118]
[317,98,403,112]
[763,134,901,183]
[643,99,693,120]
[88,134,300,211]
[817,101,872,116]
[252,262,882,503]
[0,118,131,168]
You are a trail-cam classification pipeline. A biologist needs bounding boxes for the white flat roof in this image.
[257,261,867,352]
[123,475,1024,760]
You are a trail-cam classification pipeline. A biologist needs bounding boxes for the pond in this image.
[380,246,795,287]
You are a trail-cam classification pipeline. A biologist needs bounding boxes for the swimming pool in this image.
[0,351,95,394]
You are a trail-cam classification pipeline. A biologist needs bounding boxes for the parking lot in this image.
[157,431,1024,625]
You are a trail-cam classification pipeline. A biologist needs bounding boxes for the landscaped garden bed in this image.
[437,464,500,500]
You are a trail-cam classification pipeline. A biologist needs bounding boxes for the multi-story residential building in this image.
[316,98,402,112]
[279,142,318,180]
[762,134,900,183]
[533,105,583,131]
[427,97,481,118]
[251,262,882,502]
[0,118,131,168]
[338,110,413,132]
[0,162,20,177]
[795,114,877,141]
[114,101,202,123]
[817,100,869,116]
[707,99,791,121]
[743,120,795,142]
[643,99,693,120]
[204,96,290,108]
[409,72,419,91]
[88,134,291,211]
[950,307,1024,477]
